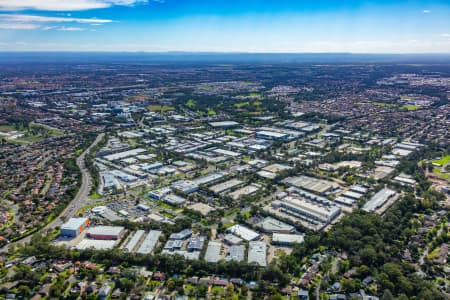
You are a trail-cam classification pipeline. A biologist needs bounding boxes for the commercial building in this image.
[226,245,245,262]
[147,187,172,200]
[284,176,339,195]
[255,217,295,233]
[76,239,117,250]
[209,179,243,194]
[209,121,239,128]
[229,184,260,200]
[228,225,260,242]
[362,188,397,212]
[163,194,187,206]
[256,130,289,141]
[205,241,222,263]
[187,236,206,252]
[87,226,125,240]
[103,148,147,161]
[164,239,183,251]
[272,233,305,246]
[272,196,341,224]
[192,172,228,186]
[248,241,267,267]
[136,230,162,255]
[123,230,145,252]
[169,229,192,240]
[171,180,198,194]
[60,217,90,237]
[223,234,243,245]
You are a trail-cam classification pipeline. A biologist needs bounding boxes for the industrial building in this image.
[123,230,145,252]
[60,217,90,237]
[103,148,147,161]
[226,245,245,262]
[136,230,162,255]
[87,226,125,240]
[163,194,187,206]
[76,239,117,250]
[171,180,199,194]
[362,188,397,212]
[255,217,295,233]
[187,236,206,252]
[256,130,289,141]
[209,121,239,128]
[205,241,222,263]
[192,171,228,186]
[164,239,183,251]
[272,233,305,246]
[147,187,172,200]
[223,234,243,245]
[209,179,243,194]
[272,196,341,224]
[228,224,260,241]
[284,176,339,195]
[248,241,267,267]
[169,229,192,240]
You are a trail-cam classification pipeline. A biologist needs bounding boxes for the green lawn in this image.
[401,104,421,111]
[433,155,450,166]
[234,101,250,108]
[90,191,102,199]
[433,167,450,180]
[186,99,196,108]
[371,102,398,108]
[148,105,175,113]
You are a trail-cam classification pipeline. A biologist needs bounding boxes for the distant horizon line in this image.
[1,51,450,55]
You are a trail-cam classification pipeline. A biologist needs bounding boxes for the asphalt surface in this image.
[1,133,105,252]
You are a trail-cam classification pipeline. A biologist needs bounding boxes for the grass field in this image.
[401,104,421,111]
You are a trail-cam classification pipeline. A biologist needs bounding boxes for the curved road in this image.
[1,133,105,251]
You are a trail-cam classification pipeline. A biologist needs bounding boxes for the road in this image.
[1,133,105,251]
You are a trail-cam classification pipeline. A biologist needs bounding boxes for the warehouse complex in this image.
[60,217,90,237]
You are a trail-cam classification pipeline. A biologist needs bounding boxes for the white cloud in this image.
[0,23,40,29]
[1,14,113,24]
[0,0,147,11]
[423,9,431,14]
[58,26,85,31]
[0,14,112,31]
[440,33,450,38]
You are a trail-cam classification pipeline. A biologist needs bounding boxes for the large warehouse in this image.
[60,217,90,237]
[272,196,341,224]
[87,226,125,240]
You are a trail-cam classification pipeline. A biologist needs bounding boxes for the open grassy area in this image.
[401,104,421,111]
[148,105,175,113]
[0,123,63,144]
[371,102,398,108]
[433,154,450,166]
[433,167,450,181]
[248,92,261,97]
[186,99,196,108]
[234,101,250,108]
[90,191,102,199]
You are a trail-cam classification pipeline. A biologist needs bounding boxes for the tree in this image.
[381,289,394,300]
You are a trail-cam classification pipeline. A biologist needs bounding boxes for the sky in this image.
[0,0,449,53]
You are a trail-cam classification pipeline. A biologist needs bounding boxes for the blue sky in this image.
[0,0,449,52]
